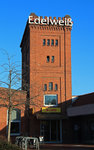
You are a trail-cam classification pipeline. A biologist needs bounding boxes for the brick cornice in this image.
[29,24,65,31]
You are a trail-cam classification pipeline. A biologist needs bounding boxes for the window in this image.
[7,109,21,135]
[44,84,47,91]
[51,56,54,63]
[47,56,50,62]
[43,39,46,46]
[55,40,58,46]
[44,94,58,106]
[51,39,54,46]
[11,122,20,134]
[55,84,58,91]
[49,82,53,90]
[47,39,50,46]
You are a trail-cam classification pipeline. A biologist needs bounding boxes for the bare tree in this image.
[0,50,42,142]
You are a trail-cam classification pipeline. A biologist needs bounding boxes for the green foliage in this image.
[0,137,22,150]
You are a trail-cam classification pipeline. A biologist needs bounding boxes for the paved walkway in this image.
[39,144,94,150]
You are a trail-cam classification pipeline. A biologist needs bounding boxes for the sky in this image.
[0,0,94,95]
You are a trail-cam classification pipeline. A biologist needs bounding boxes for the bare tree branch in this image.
[0,50,42,142]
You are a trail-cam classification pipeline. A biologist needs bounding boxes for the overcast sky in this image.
[0,0,94,95]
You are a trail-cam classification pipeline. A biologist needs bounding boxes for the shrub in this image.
[0,136,22,150]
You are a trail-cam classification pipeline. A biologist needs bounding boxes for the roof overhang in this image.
[67,104,94,117]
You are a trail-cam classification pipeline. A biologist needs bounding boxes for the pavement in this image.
[39,144,94,150]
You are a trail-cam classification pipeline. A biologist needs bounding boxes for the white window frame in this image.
[44,94,58,106]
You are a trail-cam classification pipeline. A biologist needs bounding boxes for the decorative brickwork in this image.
[20,13,72,138]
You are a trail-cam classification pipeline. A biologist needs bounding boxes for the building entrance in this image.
[40,120,62,143]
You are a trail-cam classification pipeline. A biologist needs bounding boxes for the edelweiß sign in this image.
[29,16,73,26]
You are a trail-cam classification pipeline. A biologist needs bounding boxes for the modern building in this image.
[20,13,73,143]
[67,92,94,144]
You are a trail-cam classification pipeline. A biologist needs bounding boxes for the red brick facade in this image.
[0,87,26,138]
[21,13,72,108]
[20,13,72,142]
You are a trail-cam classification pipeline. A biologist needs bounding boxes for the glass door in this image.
[40,120,50,141]
[40,120,61,142]
[51,120,60,141]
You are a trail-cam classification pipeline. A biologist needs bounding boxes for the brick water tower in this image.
[20,13,73,143]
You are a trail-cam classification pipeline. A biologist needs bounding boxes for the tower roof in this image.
[29,13,37,17]
[65,15,71,18]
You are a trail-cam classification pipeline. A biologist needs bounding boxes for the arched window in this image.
[55,40,58,46]
[55,84,58,91]
[43,39,46,46]
[51,39,54,46]
[49,82,53,90]
[47,56,50,62]
[44,84,47,91]
[47,39,50,46]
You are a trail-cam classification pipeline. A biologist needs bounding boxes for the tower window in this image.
[44,94,58,106]
[43,39,46,46]
[51,56,54,63]
[49,82,53,90]
[51,39,54,46]
[47,56,50,62]
[47,39,50,46]
[55,40,58,46]
[44,84,47,91]
[55,84,58,91]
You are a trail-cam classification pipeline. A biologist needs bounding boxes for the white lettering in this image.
[41,19,47,25]
[65,18,67,26]
[50,19,58,25]
[59,20,64,26]
[28,16,73,27]
[29,16,34,24]
[67,18,73,26]
[34,16,40,24]
[47,17,49,25]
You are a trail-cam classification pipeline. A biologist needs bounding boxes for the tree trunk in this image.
[8,107,12,143]
[8,69,12,143]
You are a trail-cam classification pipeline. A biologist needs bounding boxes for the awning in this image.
[36,113,67,120]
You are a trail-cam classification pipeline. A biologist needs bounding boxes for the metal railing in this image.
[15,136,39,150]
